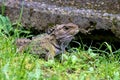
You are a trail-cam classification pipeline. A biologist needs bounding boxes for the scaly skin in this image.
[16,23,79,60]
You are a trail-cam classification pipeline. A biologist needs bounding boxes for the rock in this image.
[0,0,120,43]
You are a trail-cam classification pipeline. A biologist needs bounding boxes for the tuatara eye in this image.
[63,26,69,30]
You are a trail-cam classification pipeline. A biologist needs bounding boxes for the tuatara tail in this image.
[16,38,31,47]
[15,38,31,53]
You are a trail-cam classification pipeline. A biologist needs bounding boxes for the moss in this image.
[47,23,55,28]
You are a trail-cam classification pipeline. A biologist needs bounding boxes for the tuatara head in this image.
[50,23,79,52]
[51,23,79,40]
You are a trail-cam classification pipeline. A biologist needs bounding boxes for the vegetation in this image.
[0,14,120,80]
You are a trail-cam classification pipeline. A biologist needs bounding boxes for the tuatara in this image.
[16,23,79,60]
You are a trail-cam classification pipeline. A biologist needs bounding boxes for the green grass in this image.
[0,15,120,80]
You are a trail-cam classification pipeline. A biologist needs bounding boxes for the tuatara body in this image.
[16,23,79,60]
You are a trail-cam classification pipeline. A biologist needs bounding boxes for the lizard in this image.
[16,23,79,60]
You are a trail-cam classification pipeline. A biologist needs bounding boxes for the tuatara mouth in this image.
[66,35,74,39]
[61,35,74,42]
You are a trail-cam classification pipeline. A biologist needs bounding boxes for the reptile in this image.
[16,23,79,60]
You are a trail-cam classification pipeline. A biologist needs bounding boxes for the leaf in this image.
[2,62,10,80]
[0,15,12,35]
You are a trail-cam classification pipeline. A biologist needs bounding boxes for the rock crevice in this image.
[0,0,120,43]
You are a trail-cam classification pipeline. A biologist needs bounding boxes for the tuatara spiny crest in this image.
[16,23,79,60]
